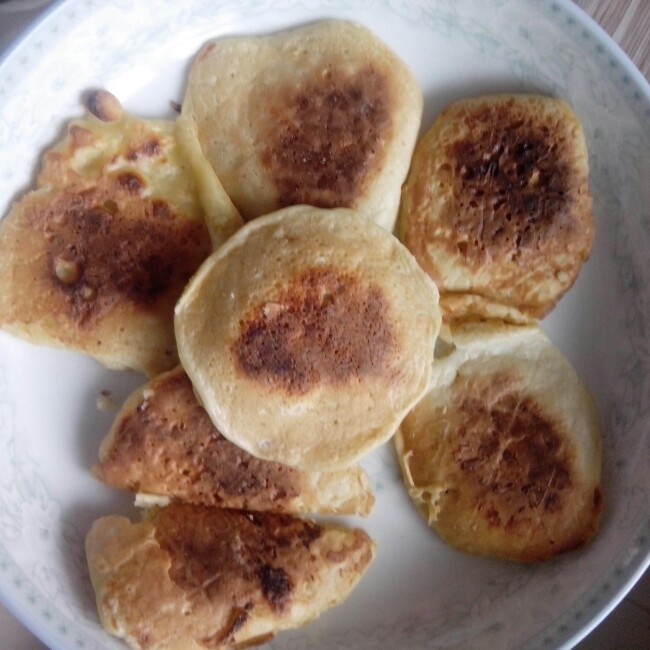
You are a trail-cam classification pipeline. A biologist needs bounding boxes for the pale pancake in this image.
[86,505,375,649]
[399,94,594,324]
[182,20,422,231]
[395,323,602,563]
[94,366,374,516]
[175,205,441,470]
[0,92,242,376]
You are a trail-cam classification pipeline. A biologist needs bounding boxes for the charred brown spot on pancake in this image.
[127,138,162,161]
[257,565,293,611]
[259,65,392,209]
[452,373,573,530]
[152,200,173,220]
[446,100,574,264]
[117,172,145,194]
[298,521,323,549]
[96,368,302,506]
[232,268,395,394]
[28,190,209,325]
[153,505,322,608]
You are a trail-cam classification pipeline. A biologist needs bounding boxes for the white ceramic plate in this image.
[0,1,649,648]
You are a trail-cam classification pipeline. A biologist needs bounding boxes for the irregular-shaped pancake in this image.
[399,94,594,324]
[175,205,441,470]
[0,91,242,376]
[395,324,602,563]
[94,366,374,516]
[86,505,375,649]
[182,20,422,231]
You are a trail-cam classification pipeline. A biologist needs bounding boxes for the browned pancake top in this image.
[95,368,303,506]
[445,371,602,546]
[258,65,392,210]
[453,374,571,524]
[442,99,577,265]
[152,505,324,614]
[86,505,374,648]
[25,186,209,326]
[232,268,395,394]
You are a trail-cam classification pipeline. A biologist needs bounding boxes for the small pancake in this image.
[86,504,375,649]
[182,20,422,231]
[93,366,374,516]
[399,94,594,324]
[395,324,602,563]
[175,205,441,470]
[0,92,242,376]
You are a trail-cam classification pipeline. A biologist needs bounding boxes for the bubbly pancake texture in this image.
[175,205,441,470]
[399,94,594,323]
[94,366,374,516]
[0,92,242,376]
[395,324,602,563]
[182,20,422,230]
[86,505,375,649]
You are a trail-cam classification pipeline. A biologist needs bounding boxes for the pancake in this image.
[395,323,602,563]
[0,91,242,376]
[399,94,594,324]
[182,20,422,231]
[93,366,374,516]
[175,205,441,470]
[86,504,375,649]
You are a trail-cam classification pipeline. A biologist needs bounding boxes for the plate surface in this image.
[1,1,649,649]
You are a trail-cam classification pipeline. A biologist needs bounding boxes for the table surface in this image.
[0,0,649,648]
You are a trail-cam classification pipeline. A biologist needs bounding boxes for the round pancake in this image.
[0,93,242,376]
[94,365,374,516]
[175,205,441,470]
[86,505,375,649]
[395,323,602,563]
[399,94,594,324]
[182,20,423,231]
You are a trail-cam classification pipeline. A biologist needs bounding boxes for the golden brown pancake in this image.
[399,94,594,324]
[395,323,602,563]
[182,20,423,231]
[86,504,375,649]
[94,366,374,516]
[0,91,242,376]
[175,205,441,470]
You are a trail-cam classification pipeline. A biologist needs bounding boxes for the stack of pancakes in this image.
[0,21,440,650]
[394,323,602,563]
[398,94,594,324]
[85,21,441,645]
[395,96,602,562]
[0,91,241,377]
[0,17,603,650]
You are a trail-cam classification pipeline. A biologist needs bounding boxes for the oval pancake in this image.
[395,323,602,563]
[182,20,422,231]
[86,505,375,649]
[94,366,374,516]
[175,205,441,470]
[399,94,594,324]
[0,92,242,376]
